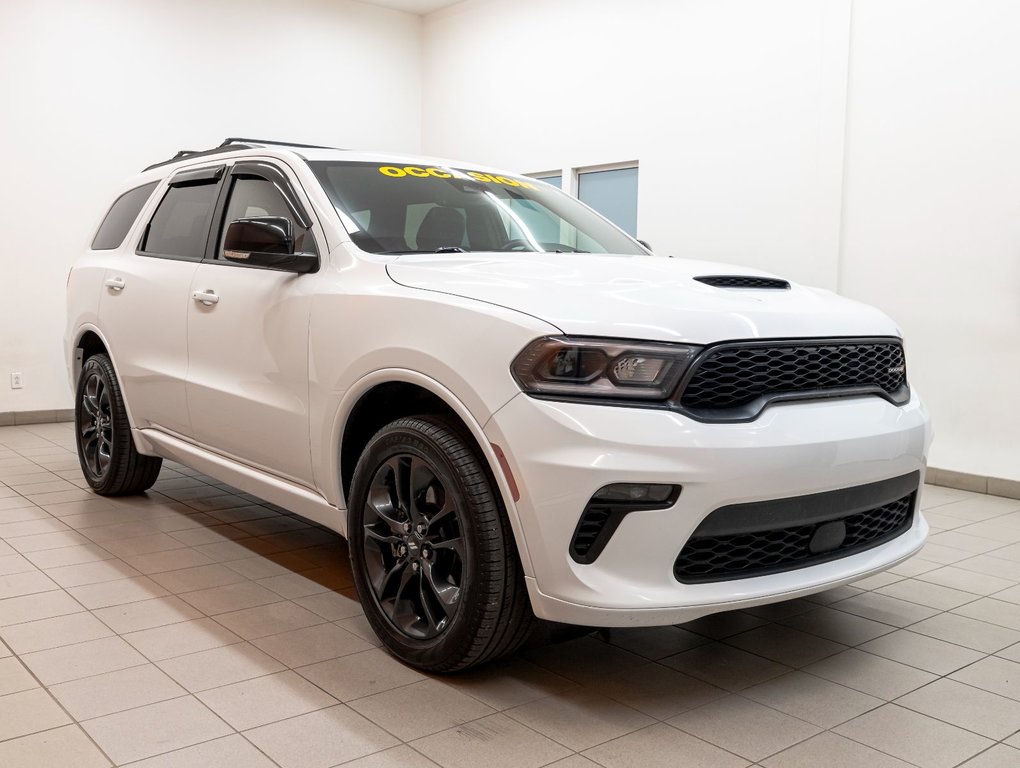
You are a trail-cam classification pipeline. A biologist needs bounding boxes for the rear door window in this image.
[141,178,221,260]
[92,182,159,250]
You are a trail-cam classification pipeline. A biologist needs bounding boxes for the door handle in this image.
[191,290,220,306]
[104,277,125,291]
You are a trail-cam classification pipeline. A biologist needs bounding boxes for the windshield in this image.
[308,161,646,256]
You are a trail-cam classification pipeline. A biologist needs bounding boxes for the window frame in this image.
[201,160,321,272]
[134,165,226,263]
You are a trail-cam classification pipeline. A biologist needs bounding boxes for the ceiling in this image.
[358,0,464,14]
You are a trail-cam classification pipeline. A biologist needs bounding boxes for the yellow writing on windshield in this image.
[378,166,536,190]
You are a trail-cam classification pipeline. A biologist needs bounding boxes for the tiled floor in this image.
[1,423,1020,767]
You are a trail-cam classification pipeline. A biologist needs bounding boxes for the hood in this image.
[386,253,899,344]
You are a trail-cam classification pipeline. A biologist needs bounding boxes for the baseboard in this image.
[0,409,74,427]
[928,467,1020,501]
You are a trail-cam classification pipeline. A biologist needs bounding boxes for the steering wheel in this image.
[497,239,533,251]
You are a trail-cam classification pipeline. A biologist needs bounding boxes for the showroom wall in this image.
[840,0,1020,482]
[0,0,422,413]
[422,0,854,289]
[423,0,1020,482]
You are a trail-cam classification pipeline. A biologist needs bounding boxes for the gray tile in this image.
[20,635,146,685]
[0,687,72,740]
[92,595,203,634]
[197,669,338,730]
[910,612,1020,653]
[742,670,882,728]
[157,642,285,692]
[761,731,915,768]
[896,678,1020,740]
[297,648,425,701]
[107,733,276,768]
[668,695,819,762]
[0,724,111,768]
[412,713,571,768]
[804,648,936,699]
[0,611,113,654]
[246,705,399,768]
[251,622,373,668]
[875,578,981,610]
[831,591,940,626]
[834,703,992,768]
[780,606,894,645]
[49,663,186,720]
[724,624,846,667]
[582,722,748,768]
[81,695,232,765]
[352,679,496,741]
[859,629,984,675]
[123,617,241,661]
[506,688,653,751]
[583,661,725,720]
[960,745,1020,767]
[661,642,791,691]
[951,656,1020,700]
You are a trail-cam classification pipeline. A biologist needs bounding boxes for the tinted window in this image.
[141,182,219,259]
[92,182,159,250]
[219,177,317,256]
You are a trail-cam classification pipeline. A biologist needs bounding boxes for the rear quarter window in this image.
[91,182,160,250]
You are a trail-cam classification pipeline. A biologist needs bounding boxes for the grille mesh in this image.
[674,494,914,582]
[679,341,906,411]
[694,275,791,290]
[571,505,612,559]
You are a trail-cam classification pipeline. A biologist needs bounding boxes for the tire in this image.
[74,353,162,496]
[348,415,536,672]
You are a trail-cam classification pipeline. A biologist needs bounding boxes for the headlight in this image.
[511,336,701,401]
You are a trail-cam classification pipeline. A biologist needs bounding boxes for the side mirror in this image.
[637,239,654,252]
[223,217,317,273]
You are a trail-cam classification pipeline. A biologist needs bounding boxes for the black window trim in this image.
[134,165,226,263]
[200,160,321,273]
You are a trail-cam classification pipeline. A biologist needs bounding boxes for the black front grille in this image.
[678,339,907,415]
[694,275,791,290]
[674,492,915,583]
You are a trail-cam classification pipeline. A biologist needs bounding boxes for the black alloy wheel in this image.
[348,415,535,672]
[74,353,162,495]
[362,454,465,639]
[79,369,114,479]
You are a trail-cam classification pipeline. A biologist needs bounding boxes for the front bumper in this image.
[484,391,932,627]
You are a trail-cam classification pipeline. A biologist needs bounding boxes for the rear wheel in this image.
[74,353,162,495]
[348,415,535,672]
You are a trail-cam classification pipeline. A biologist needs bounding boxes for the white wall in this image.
[423,0,853,289]
[0,0,422,412]
[840,0,1020,481]
[423,0,1020,481]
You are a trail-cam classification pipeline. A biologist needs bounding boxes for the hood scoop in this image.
[694,275,791,290]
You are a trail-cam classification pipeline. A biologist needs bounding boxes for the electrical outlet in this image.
[10,372,23,389]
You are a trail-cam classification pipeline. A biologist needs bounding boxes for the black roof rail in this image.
[142,137,344,173]
[219,137,345,150]
[142,143,253,172]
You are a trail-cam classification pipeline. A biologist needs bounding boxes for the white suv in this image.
[66,138,932,671]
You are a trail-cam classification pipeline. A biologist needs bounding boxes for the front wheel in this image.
[74,353,162,495]
[348,415,535,672]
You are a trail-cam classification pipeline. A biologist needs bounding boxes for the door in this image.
[98,167,224,435]
[185,163,320,485]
